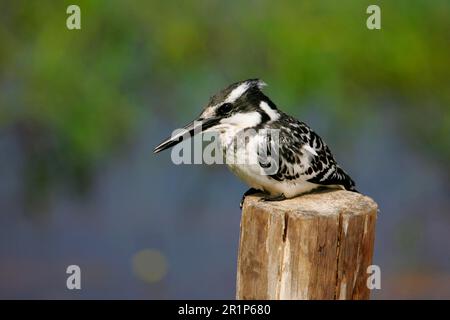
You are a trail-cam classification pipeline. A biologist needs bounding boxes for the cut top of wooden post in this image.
[236,189,378,300]
[245,189,376,217]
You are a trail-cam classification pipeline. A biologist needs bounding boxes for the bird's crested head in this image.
[199,78,280,128]
[154,79,281,153]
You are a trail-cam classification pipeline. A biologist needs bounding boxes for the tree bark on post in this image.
[236,189,378,300]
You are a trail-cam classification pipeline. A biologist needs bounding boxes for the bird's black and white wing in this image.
[258,114,357,192]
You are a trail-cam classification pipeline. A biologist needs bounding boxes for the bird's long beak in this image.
[153,116,221,153]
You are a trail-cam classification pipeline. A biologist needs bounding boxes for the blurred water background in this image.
[0,0,449,299]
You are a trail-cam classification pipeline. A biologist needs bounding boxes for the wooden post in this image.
[236,189,377,300]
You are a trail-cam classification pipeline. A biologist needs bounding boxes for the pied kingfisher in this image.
[154,79,358,207]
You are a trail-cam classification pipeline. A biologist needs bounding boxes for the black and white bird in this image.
[154,79,357,207]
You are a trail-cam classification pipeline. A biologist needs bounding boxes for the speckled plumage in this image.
[216,111,356,198]
[256,112,356,193]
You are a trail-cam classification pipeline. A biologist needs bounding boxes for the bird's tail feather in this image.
[335,166,359,193]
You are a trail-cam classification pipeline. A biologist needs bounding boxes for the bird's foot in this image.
[240,188,261,209]
[260,193,286,202]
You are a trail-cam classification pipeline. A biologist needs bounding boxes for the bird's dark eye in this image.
[218,103,233,115]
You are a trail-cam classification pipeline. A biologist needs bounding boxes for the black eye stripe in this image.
[217,103,233,115]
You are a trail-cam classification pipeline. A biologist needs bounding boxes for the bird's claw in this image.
[240,188,260,209]
[260,193,286,202]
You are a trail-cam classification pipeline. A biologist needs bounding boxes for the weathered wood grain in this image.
[236,189,377,300]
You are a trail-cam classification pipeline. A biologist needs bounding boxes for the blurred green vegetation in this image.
[0,1,449,201]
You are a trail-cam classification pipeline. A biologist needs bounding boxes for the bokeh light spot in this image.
[132,249,168,284]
